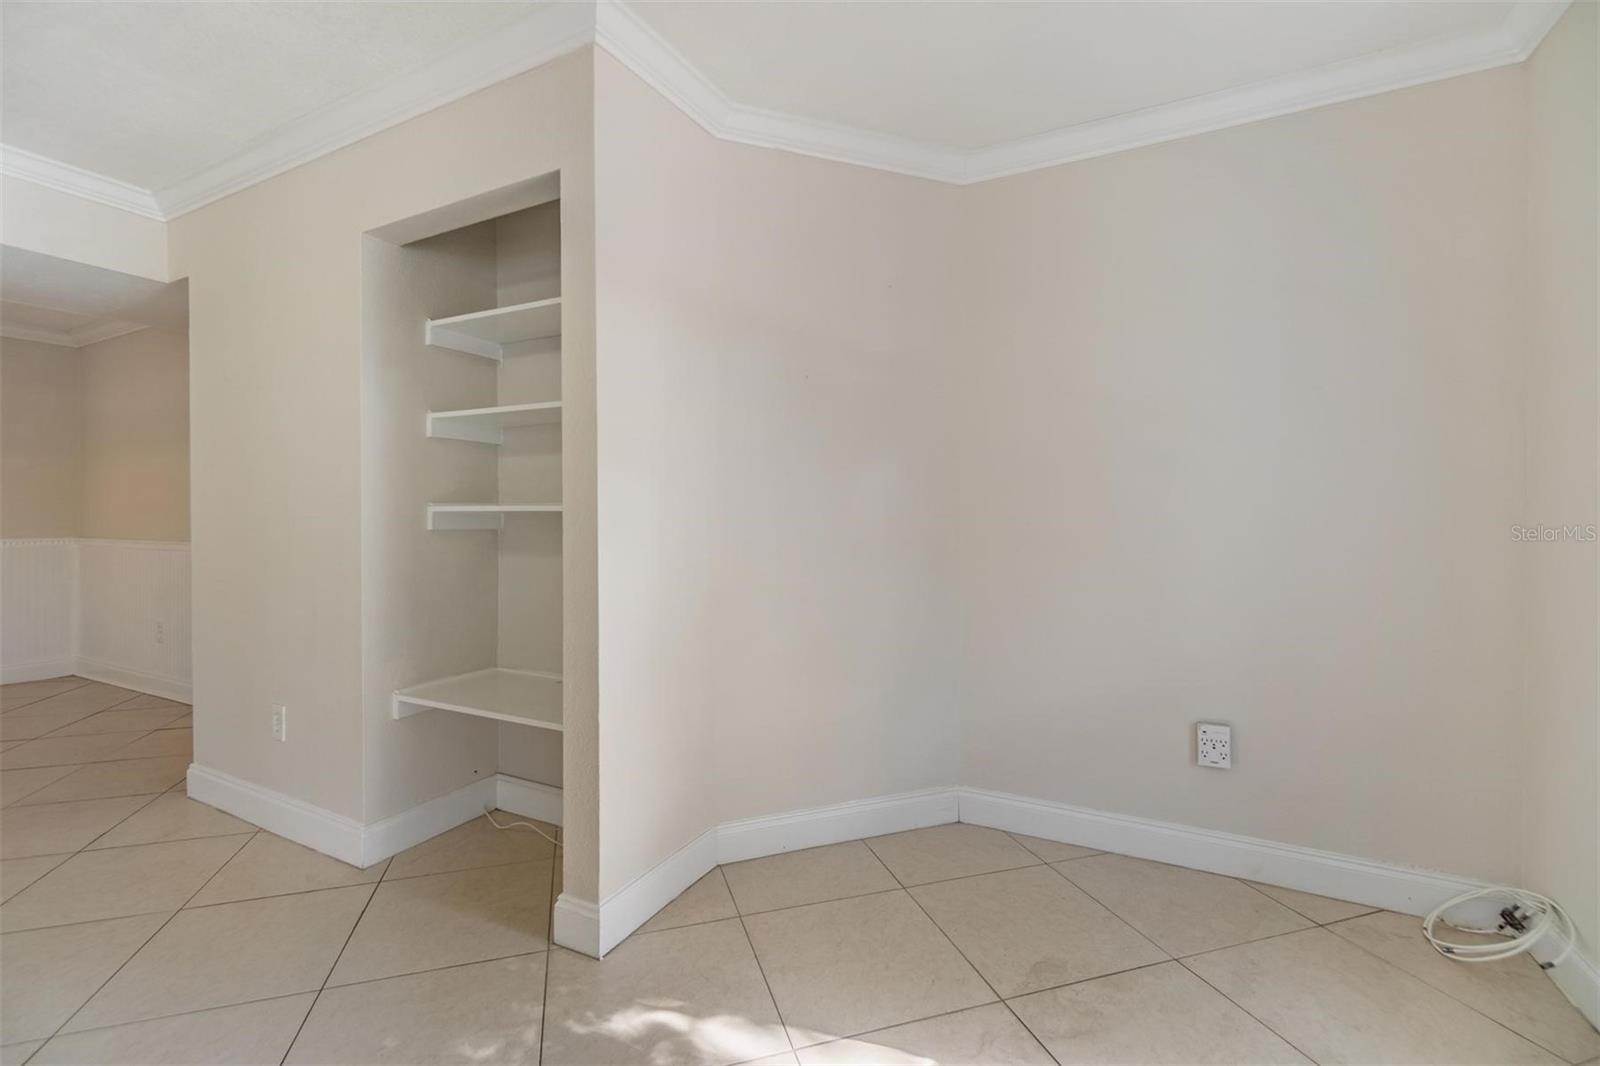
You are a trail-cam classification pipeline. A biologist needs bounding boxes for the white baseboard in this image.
[1535,937,1600,1029]
[0,659,78,684]
[958,785,1599,1028]
[74,658,192,703]
[717,786,956,864]
[187,763,366,867]
[185,764,498,869]
[176,762,1599,1027]
[565,786,958,957]
[553,894,602,957]
[495,774,563,826]
[361,777,498,866]
[957,786,1484,917]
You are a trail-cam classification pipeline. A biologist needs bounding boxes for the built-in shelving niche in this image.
[368,187,566,833]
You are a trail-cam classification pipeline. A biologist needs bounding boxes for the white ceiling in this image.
[0,0,1567,218]
[628,2,1514,153]
[0,246,187,348]
[1,1,542,192]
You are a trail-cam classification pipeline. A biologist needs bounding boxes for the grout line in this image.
[1176,952,1320,1063]
[66,790,173,851]
[868,839,1060,1066]
[1317,919,1583,1063]
[45,828,261,1048]
[1035,855,1174,962]
[538,843,559,1066]
[730,864,799,1058]
[0,678,97,715]
[0,732,161,770]
[278,876,385,1066]
[11,948,562,1062]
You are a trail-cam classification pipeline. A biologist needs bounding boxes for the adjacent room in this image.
[0,2,1594,1063]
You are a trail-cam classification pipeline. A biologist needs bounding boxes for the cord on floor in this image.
[483,807,562,849]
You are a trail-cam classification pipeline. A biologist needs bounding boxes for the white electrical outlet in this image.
[154,620,166,645]
[1197,722,1231,768]
[271,704,287,743]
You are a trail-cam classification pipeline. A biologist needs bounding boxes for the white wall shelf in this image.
[392,667,562,731]
[427,503,562,531]
[425,297,561,360]
[427,401,562,444]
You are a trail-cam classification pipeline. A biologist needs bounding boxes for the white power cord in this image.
[483,807,562,849]
[1423,886,1575,967]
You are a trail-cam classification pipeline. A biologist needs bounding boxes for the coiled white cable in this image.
[1422,886,1575,967]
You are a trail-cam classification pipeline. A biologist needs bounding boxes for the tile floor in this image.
[1,677,1596,1065]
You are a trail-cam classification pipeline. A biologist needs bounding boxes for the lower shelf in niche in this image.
[392,667,562,731]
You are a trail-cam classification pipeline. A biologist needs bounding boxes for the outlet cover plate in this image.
[1197,722,1231,768]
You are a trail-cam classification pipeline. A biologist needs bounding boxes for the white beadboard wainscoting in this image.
[0,538,191,700]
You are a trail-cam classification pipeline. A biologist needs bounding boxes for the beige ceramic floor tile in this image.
[744,890,994,1046]
[288,953,547,1065]
[384,812,555,880]
[50,708,190,737]
[909,865,1167,997]
[187,832,386,906]
[639,869,738,933]
[110,729,190,760]
[1,734,151,771]
[1057,854,1311,956]
[1327,910,1600,1063]
[1006,833,1102,863]
[31,993,315,1066]
[67,884,374,1032]
[0,796,151,858]
[4,685,139,720]
[1,677,91,710]
[99,694,187,713]
[1010,960,1308,1064]
[328,860,550,985]
[796,1003,1054,1065]
[1,834,250,931]
[1245,881,1376,924]
[1,707,104,741]
[0,912,167,1042]
[17,757,188,805]
[864,824,1040,886]
[741,1054,800,1065]
[1186,927,1563,1064]
[86,794,254,849]
[0,766,76,807]
[543,919,790,1066]
[0,1041,43,1065]
[1,853,69,903]
[724,842,899,915]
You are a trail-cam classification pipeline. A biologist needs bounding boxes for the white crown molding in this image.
[0,144,164,219]
[0,0,1572,221]
[0,317,149,349]
[597,0,1570,185]
[963,0,1574,182]
[155,1,595,219]
[593,0,965,183]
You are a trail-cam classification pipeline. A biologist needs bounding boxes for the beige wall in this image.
[594,51,966,898]
[957,68,1529,884]
[80,327,189,541]
[0,175,168,282]
[1521,0,1598,953]
[1,328,187,542]
[168,50,599,900]
[1,337,84,537]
